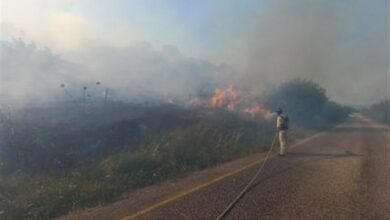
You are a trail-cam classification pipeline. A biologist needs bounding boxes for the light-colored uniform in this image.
[276,115,288,155]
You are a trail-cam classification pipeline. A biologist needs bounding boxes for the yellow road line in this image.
[121,131,326,220]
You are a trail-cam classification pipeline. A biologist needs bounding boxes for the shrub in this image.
[264,78,351,128]
[362,100,390,123]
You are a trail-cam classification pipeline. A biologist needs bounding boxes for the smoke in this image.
[0,40,82,106]
[228,0,388,105]
[0,40,235,107]
[1,0,387,107]
[69,43,237,101]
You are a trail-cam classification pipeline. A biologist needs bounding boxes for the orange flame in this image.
[189,85,271,118]
[208,85,238,110]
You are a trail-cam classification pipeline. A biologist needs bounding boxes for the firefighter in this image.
[276,109,289,156]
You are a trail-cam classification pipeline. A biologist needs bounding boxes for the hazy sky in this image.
[1,0,389,105]
[1,0,265,58]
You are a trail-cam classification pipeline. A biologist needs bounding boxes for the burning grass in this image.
[190,85,272,118]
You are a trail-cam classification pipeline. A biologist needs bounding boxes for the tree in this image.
[363,100,390,123]
[264,79,349,128]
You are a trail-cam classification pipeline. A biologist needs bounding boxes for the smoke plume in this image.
[1,0,387,107]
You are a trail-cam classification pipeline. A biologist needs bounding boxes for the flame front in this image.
[208,85,238,110]
[189,85,271,118]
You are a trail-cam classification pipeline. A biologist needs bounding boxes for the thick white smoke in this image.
[229,0,388,105]
[1,0,387,107]
[0,40,234,107]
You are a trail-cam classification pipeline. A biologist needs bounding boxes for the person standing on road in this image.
[276,109,289,156]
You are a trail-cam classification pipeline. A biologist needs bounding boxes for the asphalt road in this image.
[131,116,390,220]
[60,115,390,220]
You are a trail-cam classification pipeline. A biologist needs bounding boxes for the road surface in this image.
[60,115,390,220]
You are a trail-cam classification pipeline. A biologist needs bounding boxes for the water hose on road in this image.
[216,132,279,220]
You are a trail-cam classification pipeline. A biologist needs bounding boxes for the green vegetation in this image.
[0,79,351,219]
[362,100,390,123]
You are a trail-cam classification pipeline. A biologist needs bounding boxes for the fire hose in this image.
[216,131,279,220]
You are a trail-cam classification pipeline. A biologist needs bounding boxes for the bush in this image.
[264,79,351,128]
[362,100,390,123]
